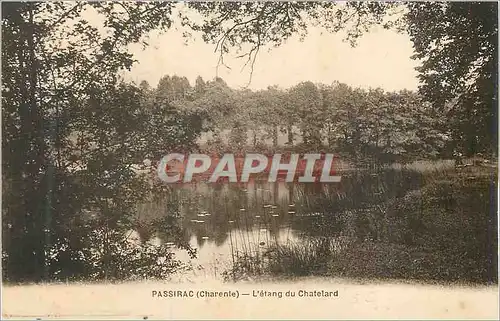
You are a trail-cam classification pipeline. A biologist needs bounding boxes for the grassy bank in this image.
[224,165,498,285]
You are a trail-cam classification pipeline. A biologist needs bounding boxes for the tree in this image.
[182,2,399,73]
[139,80,151,92]
[194,75,207,98]
[405,2,498,156]
[288,82,325,148]
[324,83,368,161]
[361,89,447,164]
[1,2,199,282]
[319,83,447,165]
[185,2,498,157]
[249,87,286,148]
[156,75,192,104]
[4,0,496,283]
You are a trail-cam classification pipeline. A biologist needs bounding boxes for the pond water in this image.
[134,168,425,277]
[127,164,496,285]
[135,182,325,272]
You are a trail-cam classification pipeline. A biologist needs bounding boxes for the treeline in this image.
[141,75,450,165]
[2,81,201,282]
[2,1,496,285]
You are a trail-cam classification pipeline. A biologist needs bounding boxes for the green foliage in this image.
[265,238,333,276]
[182,2,398,59]
[184,76,448,164]
[335,167,498,284]
[3,1,496,285]
[406,2,498,156]
[156,75,193,104]
[40,220,190,282]
[221,166,496,284]
[223,238,333,281]
[186,2,497,157]
[288,82,324,148]
[1,2,200,283]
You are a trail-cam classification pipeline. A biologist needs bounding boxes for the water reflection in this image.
[142,169,424,252]
[131,166,496,284]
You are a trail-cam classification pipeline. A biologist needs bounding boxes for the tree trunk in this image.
[7,4,47,282]
[287,123,293,146]
[272,126,278,147]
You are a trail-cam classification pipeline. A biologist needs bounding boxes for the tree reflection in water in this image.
[134,167,497,284]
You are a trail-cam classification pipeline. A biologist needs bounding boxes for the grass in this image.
[128,159,497,285]
[221,163,497,284]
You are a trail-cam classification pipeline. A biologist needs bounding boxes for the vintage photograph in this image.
[1,1,498,319]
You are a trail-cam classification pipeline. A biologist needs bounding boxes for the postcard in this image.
[2,1,498,320]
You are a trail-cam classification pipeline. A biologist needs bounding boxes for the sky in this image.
[125,18,420,92]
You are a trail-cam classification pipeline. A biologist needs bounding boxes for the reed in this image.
[134,162,497,284]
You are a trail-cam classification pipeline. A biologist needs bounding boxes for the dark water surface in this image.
[136,168,423,268]
[131,164,497,284]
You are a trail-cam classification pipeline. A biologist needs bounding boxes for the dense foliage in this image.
[152,74,448,165]
[186,1,498,157]
[2,2,200,282]
[2,1,497,284]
